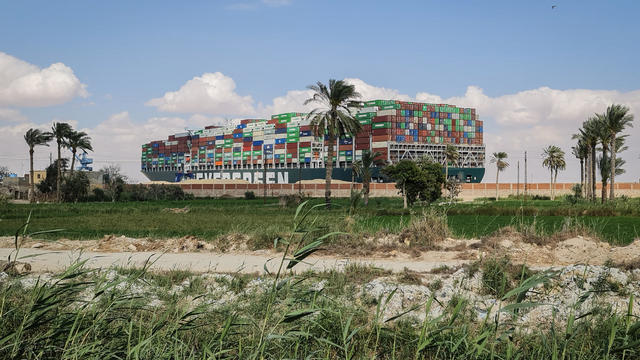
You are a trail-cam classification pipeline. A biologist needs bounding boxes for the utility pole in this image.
[524,151,528,199]
[517,160,520,197]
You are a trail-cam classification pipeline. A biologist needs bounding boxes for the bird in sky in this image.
[552,5,557,9]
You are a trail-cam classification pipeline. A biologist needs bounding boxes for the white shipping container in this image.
[427,124,432,131]
[275,149,286,155]
[376,109,396,116]
[264,139,275,145]
[361,106,378,113]
[355,150,363,155]
[452,113,459,120]
[300,136,314,142]
[372,141,388,148]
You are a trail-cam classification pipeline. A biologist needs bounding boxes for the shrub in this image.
[244,191,256,200]
[60,172,90,202]
[399,208,449,249]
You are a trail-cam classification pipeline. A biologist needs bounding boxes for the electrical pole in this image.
[524,151,528,199]
[517,160,520,197]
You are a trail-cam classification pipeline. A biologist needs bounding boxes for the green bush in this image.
[244,191,256,200]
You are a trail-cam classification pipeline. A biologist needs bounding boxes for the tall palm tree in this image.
[23,128,53,203]
[352,150,384,206]
[591,113,612,202]
[490,152,509,200]
[305,79,362,209]
[444,144,460,182]
[602,104,634,200]
[51,122,73,202]
[67,130,93,175]
[574,118,599,202]
[543,146,558,200]
[571,140,588,197]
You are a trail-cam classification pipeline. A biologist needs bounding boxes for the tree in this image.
[571,141,589,198]
[51,122,73,202]
[101,164,127,202]
[443,144,460,181]
[573,118,599,201]
[0,165,10,182]
[23,128,53,202]
[593,113,612,202]
[352,150,384,206]
[602,104,634,200]
[305,79,362,209]
[61,172,90,203]
[67,130,93,175]
[382,158,445,208]
[542,145,565,200]
[37,159,68,195]
[598,136,628,199]
[489,152,509,199]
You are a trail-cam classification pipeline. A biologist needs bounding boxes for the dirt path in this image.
[0,248,469,274]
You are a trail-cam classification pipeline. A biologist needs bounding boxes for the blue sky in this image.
[1,0,639,182]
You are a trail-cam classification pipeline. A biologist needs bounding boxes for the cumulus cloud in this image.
[146,72,255,115]
[261,0,292,6]
[0,108,27,123]
[0,52,88,107]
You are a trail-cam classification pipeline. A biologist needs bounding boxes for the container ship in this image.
[141,100,486,184]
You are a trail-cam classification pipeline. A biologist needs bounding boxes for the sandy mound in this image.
[483,235,640,266]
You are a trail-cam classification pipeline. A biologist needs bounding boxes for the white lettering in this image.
[267,172,275,184]
[222,173,231,180]
[196,172,204,180]
[277,172,288,184]
[232,172,241,180]
[242,172,252,182]
[255,172,263,183]
[213,172,222,180]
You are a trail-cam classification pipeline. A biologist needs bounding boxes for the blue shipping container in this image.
[253,140,263,146]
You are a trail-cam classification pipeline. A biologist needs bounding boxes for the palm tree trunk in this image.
[324,136,334,209]
[610,135,616,200]
[70,149,76,175]
[402,182,407,209]
[553,169,558,200]
[601,145,608,203]
[56,142,62,202]
[495,167,499,200]
[364,181,369,206]
[29,148,35,203]
[549,168,553,200]
[580,158,584,197]
[591,145,596,202]
[445,163,449,197]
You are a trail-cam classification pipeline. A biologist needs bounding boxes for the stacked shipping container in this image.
[141,100,483,171]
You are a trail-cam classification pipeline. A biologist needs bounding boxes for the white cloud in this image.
[0,107,27,123]
[415,86,640,183]
[0,52,88,107]
[146,72,255,115]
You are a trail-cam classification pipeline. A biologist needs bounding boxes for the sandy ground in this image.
[0,248,467,274]
[2,233,639,273]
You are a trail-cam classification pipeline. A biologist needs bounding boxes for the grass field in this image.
[1,197,639,245]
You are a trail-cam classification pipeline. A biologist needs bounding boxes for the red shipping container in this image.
[224,134,232,139]
[372,135,390,142]
[372,128,391,136]
[275,123,287,128]
[299,141,311,147]
[300,125,311,131]
[253,145,262,150]
[275,144,286,149]
[286,143,297,149]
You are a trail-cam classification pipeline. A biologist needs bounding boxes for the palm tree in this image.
[542,145,566,200]
[352,150,384,206]
[444,144,460,182]
[67,131,93,175]
[51,122,73,202]
[305,80,362,209]
[571,140,589,197]
[602,104,634,200]
[23,128,53,202]
[490,152,509,200]
[574,118,599,202]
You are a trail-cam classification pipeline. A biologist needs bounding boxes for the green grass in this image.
[0,197,639,245]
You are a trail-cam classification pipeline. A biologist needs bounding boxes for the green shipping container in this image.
[372,122,391,129]
[358,119,372,125]
[253,151,262,156]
